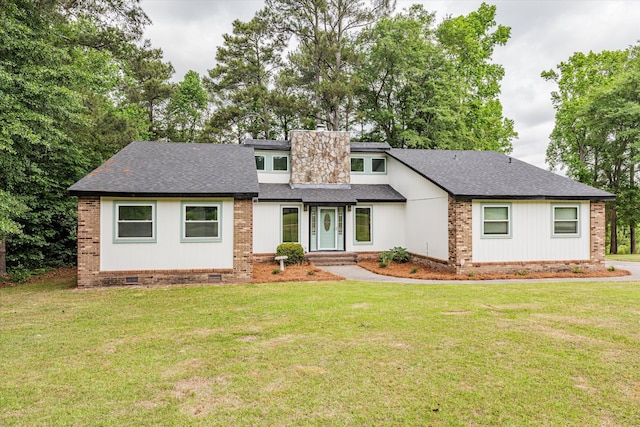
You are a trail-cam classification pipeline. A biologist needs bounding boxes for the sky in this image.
[141,0,640,171]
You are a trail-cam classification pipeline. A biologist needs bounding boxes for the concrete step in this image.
[306,252,358,266]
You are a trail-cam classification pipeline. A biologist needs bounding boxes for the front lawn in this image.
[607,253,640,262]
[2,276,640,425]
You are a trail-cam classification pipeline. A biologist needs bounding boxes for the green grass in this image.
[2,278,640,426]
[606,253,640,262]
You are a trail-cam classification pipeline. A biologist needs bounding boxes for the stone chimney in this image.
[289,130,350,188]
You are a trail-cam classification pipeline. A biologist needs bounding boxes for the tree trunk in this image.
[610,205,618,254]
[0,236,6,276]
[631,223,636,254]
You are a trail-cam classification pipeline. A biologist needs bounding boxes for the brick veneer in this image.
[448,197,472,274]
[76,197,253,287]
[77,197,101,287]
[590,201,606,268]
[232,198,253,282]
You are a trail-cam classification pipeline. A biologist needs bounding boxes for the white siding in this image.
[253,202,309,253]
[100,198,234,271]
[345,203,406,251]
[472,200,591,262]
[387,157,449,260]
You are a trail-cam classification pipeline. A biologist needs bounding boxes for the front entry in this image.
[309,206,344,251]
[318,208,337,250]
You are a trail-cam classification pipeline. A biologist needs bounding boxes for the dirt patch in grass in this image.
[253,263,344,283]
[358,260,631,281]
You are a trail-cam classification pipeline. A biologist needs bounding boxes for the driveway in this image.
[321,260,640,284]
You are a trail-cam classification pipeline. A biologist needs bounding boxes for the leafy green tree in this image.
[543,48,640,253]
[121,40,175,139]
[167,70,208,142]
[0,0,152,275]
[355,4,514,151]
[267,0,394,131]
[436,2,515,152]
[206,9,287,142]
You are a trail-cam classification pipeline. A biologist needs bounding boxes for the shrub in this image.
[618,245,630,255]
[379,251,393,268]
[272,269,281,275]
[276,243,305,265]
[608,265,616,272]
[379,247,409,267]
[410,267,418,274]
[307,270,315,276]
[391,247,409,263]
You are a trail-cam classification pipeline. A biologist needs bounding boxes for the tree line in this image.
[543,46,640,254]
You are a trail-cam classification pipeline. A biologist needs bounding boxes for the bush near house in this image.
[379,246,409,267]
[276,243,305,265]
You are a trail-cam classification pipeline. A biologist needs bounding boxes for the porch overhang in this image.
[256,183,406,205]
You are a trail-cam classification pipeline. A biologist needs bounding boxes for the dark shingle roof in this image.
[243,139,290,150]
[350,142,391,152]
[68,141,259,198]
[388,149,615,201]
[258,184,406,205]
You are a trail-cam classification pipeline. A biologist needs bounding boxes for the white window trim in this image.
[113,201,157,243]
[551,203,581,238]
[481,203,512,239]
[280,205,301,243]
[353,205,373,245]
[181,202,222,243]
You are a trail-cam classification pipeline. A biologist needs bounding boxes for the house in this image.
[68,130,614,287]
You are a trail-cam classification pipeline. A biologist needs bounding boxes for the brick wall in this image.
[77,197,101,287]
[590,201,606,267]
[233,198,253,282]
[76,197,254,288]
[448,197,472,274]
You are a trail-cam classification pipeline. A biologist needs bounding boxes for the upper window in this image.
[273,156,289,171]
[115,202,156,242]
[482,204,511,238]
[371,158,386,173]
[255,155,265,171]
[354,206,372,244]
[182,203,220,242]
[351,158,365,173]
[281,206,299,243]
[552,205,580,236]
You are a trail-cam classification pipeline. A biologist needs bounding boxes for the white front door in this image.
[318,208,337,250]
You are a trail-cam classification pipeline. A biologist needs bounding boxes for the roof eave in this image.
[68,190,259,199]
[454,194,616,201]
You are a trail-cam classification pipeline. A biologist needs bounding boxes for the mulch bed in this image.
[357,260,631,281]
[253,263,344,283]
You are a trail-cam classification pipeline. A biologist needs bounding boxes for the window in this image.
[115,202,155,242]
[255,155,265,171]
[482,204,511,237]
[553,205,580,236]
[273,155,289,171]
[351,158,365,172]
[281,206,299,243]
[183,203,220,241]
[355,207,372,243]
[371,158,386,173]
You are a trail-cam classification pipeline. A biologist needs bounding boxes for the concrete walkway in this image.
[321,260,640,284]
